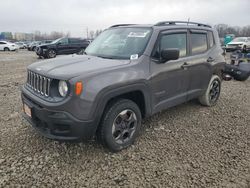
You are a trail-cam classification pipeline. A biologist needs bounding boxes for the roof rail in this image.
[154,21,211,28]
[109,24,136,28]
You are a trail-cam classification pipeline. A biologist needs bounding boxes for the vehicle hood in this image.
[28,55,131,79]
[38,43,55,48]
[227,42,244,45]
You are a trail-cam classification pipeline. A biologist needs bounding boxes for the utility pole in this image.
[86,27,89,39]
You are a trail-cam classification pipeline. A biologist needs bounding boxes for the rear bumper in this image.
[21,93,96,141]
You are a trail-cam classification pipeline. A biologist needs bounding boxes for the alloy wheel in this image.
[209,80,220,103]
[112,109,137,144]
[48,50,56,58]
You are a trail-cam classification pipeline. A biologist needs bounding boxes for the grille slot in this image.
[26,71,51,97]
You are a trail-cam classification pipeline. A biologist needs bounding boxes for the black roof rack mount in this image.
[154,21,211,28]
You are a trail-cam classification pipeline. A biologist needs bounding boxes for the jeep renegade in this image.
[21,21,225,152]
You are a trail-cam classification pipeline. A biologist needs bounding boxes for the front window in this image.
[232,37,247,42]
[152,33,187,59]
[85,27,152,59]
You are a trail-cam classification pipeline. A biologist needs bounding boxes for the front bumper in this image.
[21,93,96,141]
[226,45,242,51]
[36,48,47,56]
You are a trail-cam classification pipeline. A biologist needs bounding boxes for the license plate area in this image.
[23,103,32,118]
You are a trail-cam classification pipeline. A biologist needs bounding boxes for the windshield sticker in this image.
[128,31,149,38]
[130,54,139,60]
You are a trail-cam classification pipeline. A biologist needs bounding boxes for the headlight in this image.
[58,80,68,97]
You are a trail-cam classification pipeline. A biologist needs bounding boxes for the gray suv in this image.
[21,21,225,152]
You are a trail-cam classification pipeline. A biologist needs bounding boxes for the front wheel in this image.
[47,49,57,58]
[243,45,247,52]
[199,75,221,107]
[97,99,142,152]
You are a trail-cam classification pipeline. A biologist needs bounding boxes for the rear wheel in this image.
[47,49,57,58]
[4,47,10,51]
[199,75,221,107]
[97,99,142,152]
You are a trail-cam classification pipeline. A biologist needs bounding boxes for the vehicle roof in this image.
[0,41,12,43]
[234,37,248,39]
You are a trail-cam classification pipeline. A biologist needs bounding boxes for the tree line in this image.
[214,24,250,38]
[2,24,250,41]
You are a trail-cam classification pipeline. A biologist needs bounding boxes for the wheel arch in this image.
[90,83,152,132]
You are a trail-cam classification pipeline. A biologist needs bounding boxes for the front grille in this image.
[26,71,51,97]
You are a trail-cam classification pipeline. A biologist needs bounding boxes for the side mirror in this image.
[160,48,179,63]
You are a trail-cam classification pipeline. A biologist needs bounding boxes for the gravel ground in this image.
[0,50,250,187]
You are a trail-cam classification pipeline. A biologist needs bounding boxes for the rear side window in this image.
[191,33,208,55]
[0,42,6,44]
[69,39,80,44]
[208,31,215,48]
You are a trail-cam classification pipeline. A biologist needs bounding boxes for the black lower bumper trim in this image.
[22,94,96,141]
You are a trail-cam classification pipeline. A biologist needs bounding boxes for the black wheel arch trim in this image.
[90,82,152,131]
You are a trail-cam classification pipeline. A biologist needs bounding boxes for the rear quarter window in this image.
[191,33,208,55]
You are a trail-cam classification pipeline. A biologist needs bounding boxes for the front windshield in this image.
[85,27,152,59]
[51,38,63,44]
[232,37,247,42]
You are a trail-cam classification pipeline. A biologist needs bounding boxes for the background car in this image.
[27,40,52,51]
[36,37,90,58]
[15,42,27,49]
[0,41,19,51]
[225,37,250,52]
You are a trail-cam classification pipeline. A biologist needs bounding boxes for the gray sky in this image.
[1,0,249,37]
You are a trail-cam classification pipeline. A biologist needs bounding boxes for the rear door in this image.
[150,30,191,113]
[68,38,82,53]
[186,30,213,100]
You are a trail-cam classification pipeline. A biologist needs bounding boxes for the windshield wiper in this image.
[96,55,114,59]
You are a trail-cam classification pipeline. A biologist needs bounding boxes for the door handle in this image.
[207,57,215,62]
[181,62,190,69]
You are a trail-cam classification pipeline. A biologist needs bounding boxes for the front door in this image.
[57,38,69,54]
[150,30,190,113]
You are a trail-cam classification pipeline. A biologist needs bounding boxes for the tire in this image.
[199,75,221,107]
[47,49,57,58]
[32,46,36,51]
[4,47,10,51]
[97,99,142,152]
[243,45,247,53]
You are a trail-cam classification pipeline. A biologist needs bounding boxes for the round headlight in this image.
[58,80,68,97]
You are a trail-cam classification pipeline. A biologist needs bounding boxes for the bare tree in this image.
[89,30,95,39]
[214,24,250,37]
